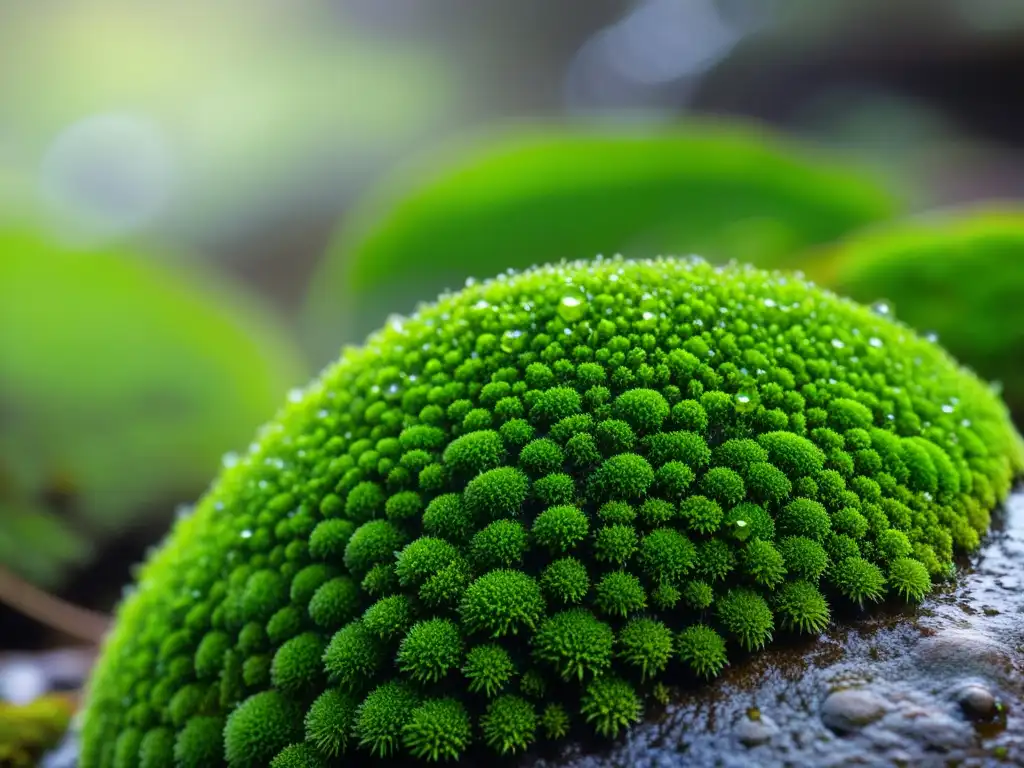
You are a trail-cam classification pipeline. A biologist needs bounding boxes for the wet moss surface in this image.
[38,489,1024,766]
[525,489,1024,767]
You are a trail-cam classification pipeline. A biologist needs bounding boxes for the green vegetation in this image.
[0,228,305,587]
[303,121,897,354]
[82,257,1021,765]
[807,208,1024,422]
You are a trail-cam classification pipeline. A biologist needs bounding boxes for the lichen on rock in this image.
[80,257,1023,766]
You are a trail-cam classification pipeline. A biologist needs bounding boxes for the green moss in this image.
[304,688,357,757]
[362,595,414,641]
[676,625,728,678]
[774,581,830,634]
[717,589,775,651]
[594,524,639,565]
[531,505,589,554]
[82,257,1023,766]
[580,677,642,738]
[594,571,647,617]
[307,123,897,356]
[223,692,302,767]
[470,519,528,570]
[396,619,464,683]
[830,556,887,607]
[322,621,384,692]
[532,608,614,682]
[538,557,590,604]
[888,557,932,602]
[459,570,545,637]
[172,716,223,766]
[354,682,419,758]
[462,644,516,697]
[269,743,326,768]
[617,618,674,681]
[480,695,536,755]
[270,633,325,695]
[401,698,472,761]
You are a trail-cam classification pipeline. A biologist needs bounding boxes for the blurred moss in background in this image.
[304,121,898,355]
[0,230,305,589]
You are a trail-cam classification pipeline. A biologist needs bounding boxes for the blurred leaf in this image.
[803,206,1024,420]
[0,229,306,587]
[305,120,898,357]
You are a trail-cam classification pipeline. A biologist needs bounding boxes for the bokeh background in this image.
[2,1,1024,754]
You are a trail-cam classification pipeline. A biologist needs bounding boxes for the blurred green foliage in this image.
[305,120,898,357]
[0,230,305,587]
[0,0,461,242]
[806,208,1024,420]
[0,694,74,767]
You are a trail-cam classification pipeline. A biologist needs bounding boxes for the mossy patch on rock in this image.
[81,257,1023,766]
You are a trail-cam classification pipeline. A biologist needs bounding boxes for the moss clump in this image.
[82,257,1023,766]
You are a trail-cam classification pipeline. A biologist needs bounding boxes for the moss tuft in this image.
[480,696,536,755]
[580,677,642,738]
[402,698,472,761]
[462,644,516,697]
[80,257,1023,766]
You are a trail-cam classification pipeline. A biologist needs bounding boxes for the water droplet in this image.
[961,418,972,428]
[831,339,845,349]
[869,337,883,348]
[287,388,303,403]
[734,389,757,414]
[472,299,490,311]
[240,529,253,539]
[732,519,751,542]
[941,403,955,414]
[871,300,892,317]
[501,329,524,353]
[924,331,940,343]
[558,294,586,322]
[763,298,776,308]
[222,452,239,469]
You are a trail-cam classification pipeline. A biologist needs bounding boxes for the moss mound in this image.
[82,257,1023,766]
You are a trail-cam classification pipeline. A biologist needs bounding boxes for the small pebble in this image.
[735,713,779,746]
[956,684,999,721]
[820,688,887,733]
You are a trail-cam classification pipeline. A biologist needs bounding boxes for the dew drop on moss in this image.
[558,295,586,322]
[735,390,757,414]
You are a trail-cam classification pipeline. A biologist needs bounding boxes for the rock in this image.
[735,712,779,746]
[40,730,78,768]
[955,683,999,721]
[888,708,973,752]
[820,688,887,733]
[912,629,1013,684]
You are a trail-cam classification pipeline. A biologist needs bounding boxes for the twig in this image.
[0,566,110,645]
